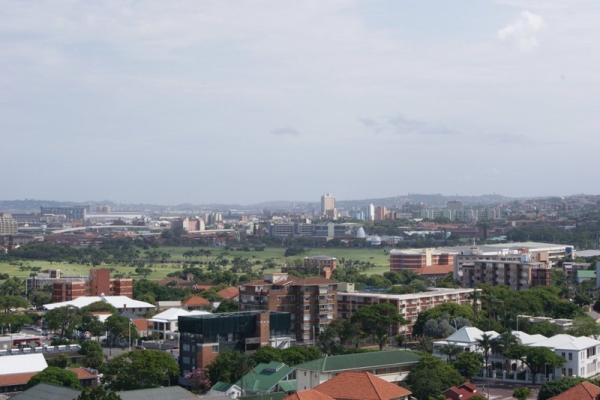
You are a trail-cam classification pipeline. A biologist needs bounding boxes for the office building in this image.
[389,248,455,277]
[182,217,205,232]
[461,255,552,290]
[51,268,132,302]
[239,274,337,343]
[321,193,336,219]
[0,214,17,236]
[374,206,387,221]
[337,287,476,335]
[40,206,87,222]
[367,203,375,222]
[178,311,292,373]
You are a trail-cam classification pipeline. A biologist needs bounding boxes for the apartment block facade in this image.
[239,274,337,343]
[461,255,552,290]
[0,213,17,236]
[337,287,476,335]
[389,248,455,276]
[52,268,133,302]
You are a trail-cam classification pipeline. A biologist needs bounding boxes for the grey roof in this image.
[118,386,198,400]
[11,383,80,400]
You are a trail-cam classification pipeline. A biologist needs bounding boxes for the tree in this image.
[105,315,137,347]
[568,316,600,337]
[507,345,565,384]
[77,386,121,400]
[184,368,212,392]
[215,299,239,313]
[351,303,404,350]
[79,341,104,369]
[0,295,29,314]
[27,367,81,389]
[102,349,179,391]
[413,303,474,336]
[45,306,82,339]
[513,387,531,400]
[453,352,482,379]
[538,377,584,400]
[476,333,494,376]
[438,344,462,362]
[207,351,255,384]
[405,355,463,400]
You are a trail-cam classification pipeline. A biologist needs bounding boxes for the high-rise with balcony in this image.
[239,273,338,343]
[0,214,17,236]
[320,193,336,219]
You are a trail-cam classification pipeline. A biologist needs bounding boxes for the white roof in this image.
[44,295,155,311]
[0,353,48,375]
[149,308,210,322]
[446,327,499,344]
[512,331,548,345]
[533,334,600,351]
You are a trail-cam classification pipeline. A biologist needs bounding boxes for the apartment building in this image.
[0,213,17,236]
[389,248,455,277]
[40,206,87,222]
[461,255,552,290]
[239,273,337,343]
[52,268,133,302]
[337,287,476,335]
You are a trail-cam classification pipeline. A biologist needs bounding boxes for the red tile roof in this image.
[131,318,150,332]
[444,382,479,400]
[217,287,240,300]
[183,295,210,307]
[312,372,411,400]
[284,390,335,400]
[549,381,600,400]
[0,372,37,387]
[68,367,98,380]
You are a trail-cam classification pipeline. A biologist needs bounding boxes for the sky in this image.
[1,0,599,204]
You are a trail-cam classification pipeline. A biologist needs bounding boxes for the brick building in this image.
[239,273,338,343]
[389,248,455,276]
[52,268,132,302]
[337,287,476,335]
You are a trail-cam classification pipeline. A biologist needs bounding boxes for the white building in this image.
[434,327,600,381]
[148,308,211,340]
[43,295,155,317]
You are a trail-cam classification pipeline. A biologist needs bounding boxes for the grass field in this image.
[0,247,390,280]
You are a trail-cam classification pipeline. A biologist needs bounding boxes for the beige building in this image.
[320,193,336,219]
[0,213,17,236]
[461,255,552,290]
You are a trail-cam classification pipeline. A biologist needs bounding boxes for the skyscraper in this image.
[320,193,336,218]
[367,203,375,222]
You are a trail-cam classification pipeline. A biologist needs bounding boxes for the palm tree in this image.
[477,333,494,377]
[491,331,518,375]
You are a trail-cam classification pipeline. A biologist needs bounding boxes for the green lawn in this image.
[0,247,391,281]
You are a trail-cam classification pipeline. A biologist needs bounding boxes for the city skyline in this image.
[2,0,600,203]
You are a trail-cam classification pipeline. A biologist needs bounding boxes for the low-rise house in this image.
[548,381,600,400]
[284,371,412,400]
[433,327,499,358]
[444,382,479,400]
[11,383,198,400]
[294,350,421,391]
[217,287,239,301]
[209,361,295,399]
[183,296,212,311]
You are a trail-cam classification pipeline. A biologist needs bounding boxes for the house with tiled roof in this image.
[217,287,239,301]
[285,372,411,400]
[444,382,479,400]
[549,381,600,400]
[209,361,296,399]
[183,295,211,310]
[294,350,421,391]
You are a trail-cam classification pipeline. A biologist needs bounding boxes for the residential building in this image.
[148,308,211,340]
[294,350,420,390]
[337,287,476,335]
[444,382,479,400]
[433,327,600,381]
[26,269,86,293]
[367,203,375,222]
[178,311,292,373]
[182,296,211,310]
[374,206,387,221]
[461,255,552,290]
[12,383,198,400]
[52,268,132,302]
[321,194,336,219]
[217,287,240,301]
[239,274,337,343]
[389,248,455,277]
[209,361,295,399]
[182,217,205,232]
[0,214,17,236]
[289,371,412,400]
[44,295,155,317]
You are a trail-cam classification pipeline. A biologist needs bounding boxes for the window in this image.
[568,368,573,376]
[562,368,566,376]
[212,345,219,352]
[569,353,573,361]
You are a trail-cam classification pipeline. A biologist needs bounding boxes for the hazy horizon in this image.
[2,1,599,204]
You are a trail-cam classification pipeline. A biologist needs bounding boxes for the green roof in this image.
[294,350,421,373]
[211,381,234,392]
[236,361,294,393]
[277,379,297,392]
[577,270,596,279]
[11,383,80,400]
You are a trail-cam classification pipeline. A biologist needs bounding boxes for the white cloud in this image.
[497,10,545,51]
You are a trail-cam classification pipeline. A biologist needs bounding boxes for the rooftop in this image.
[44,295,155,311]
[235,362,294,393]
[118,386,198,400]
[549,381,600,400]
[0,353,47,375]
[294,350,421,373]
[150,307,210,322]
[338,288,475,301]
[11,383,80,400]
